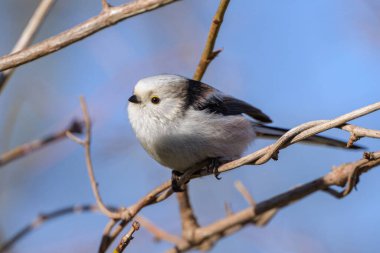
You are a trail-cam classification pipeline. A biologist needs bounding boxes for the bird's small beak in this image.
[128,95,140,104]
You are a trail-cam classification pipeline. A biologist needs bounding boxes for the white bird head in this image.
[127,75,191,130]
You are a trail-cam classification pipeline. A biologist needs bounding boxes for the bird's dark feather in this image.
[186,79,272,123]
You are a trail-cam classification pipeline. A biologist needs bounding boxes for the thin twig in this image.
[68,97,121,219]
[0,0,179,72]
[234,181,279,226]
[0,0,55,94]
[215,102,380,173]
[234,181,256,207]
[114,221,140,253]
[99,219,118,253]
[101,0,110,11]
[193,0,230,81]
[339,123,380,148]
[292,103,380,143]
[0,120,82,168]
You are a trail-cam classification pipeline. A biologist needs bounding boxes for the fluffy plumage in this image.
[128,74,361,173]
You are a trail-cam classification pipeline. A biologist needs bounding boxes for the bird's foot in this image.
[207,158,222,180]
[171,170,186,192]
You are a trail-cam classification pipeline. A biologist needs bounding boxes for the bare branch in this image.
[99,180,172,252]
[114,221,140,253]
[224,202,233,216]
[234,181,256,207]
[339,123,380,147]
[67,97,121,219]
[254,208,278,227]
[292,103,380,143]
[99,219,118,253]
[0,0,55,93]
[176,186,199,241]
[0,0,179,72]
[193,0,230,81]
[65,131,85,145]
[216,102,380,173]
[101,0,111,11]
[0,120,82,168]
[168,150,380,252]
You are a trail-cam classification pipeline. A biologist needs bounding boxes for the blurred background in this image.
[1,0,380,252]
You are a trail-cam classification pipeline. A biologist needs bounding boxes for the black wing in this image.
[186,79,272,123]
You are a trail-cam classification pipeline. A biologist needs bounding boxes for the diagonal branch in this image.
[167,150,380,252]
[98,180,173,253]
[0,119,82,168]
[340,123,380,148]
[114,221,140,253]
[193,0,230,81]
[101,0,111,11]
[0,0,56,94]
[217,102,380,174]
[0,0,179,72]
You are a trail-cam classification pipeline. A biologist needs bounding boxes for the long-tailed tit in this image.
[127,74,361,191]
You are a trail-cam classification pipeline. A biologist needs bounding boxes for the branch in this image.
[234,181,256,207]
[340,123,380,148]
[0,0,55,93]
[101,0,111,11]
[193,0,230,81]
[216,102,380,174]
[176,186,199,241]
[0,120,82,168]
[0,0,179,72]
[114,221,140,253]
[99,180,173,252]
[167,151,380,252]
[66,97,122,219]
[0,204,117,253]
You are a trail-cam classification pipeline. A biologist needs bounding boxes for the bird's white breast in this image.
[129,104,256,172]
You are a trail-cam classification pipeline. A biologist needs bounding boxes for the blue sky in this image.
[1,1,380,253]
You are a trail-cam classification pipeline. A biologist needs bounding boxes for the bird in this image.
[127,74,361,191]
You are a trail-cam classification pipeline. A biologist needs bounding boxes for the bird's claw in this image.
[207,158,222,180]
[171,170,185,192]
[214,169,221,180]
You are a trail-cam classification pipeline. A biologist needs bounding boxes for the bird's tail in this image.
[252,124,364,150]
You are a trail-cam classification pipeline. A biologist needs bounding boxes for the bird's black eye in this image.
[151,96,160,104]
